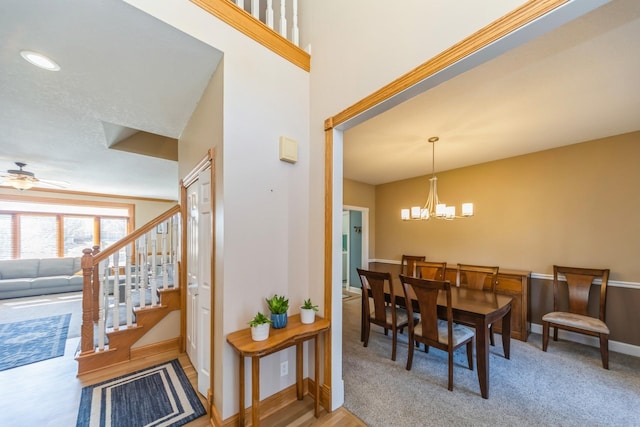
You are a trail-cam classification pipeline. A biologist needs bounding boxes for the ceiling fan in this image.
[1,162,69,191]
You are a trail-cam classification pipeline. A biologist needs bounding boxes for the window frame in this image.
[0,194,133,259]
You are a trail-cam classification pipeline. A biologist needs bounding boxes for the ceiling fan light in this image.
[7,178,35,191]
[20,50,61,71]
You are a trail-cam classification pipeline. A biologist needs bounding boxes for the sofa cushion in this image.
[73,257,83,274]
[69,275,84,287]
[0,278,34,291]
[38,257,76,277]
[0,259,40,279]
[30,276,71,289]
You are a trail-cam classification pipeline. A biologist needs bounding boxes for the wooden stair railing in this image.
[76,205,182,374]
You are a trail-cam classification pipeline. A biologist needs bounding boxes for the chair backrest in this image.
[553,265,610,320]
[457,264,499,292]
[401,255,425,276]
[399,274,452,344]
[413,260,447,281]
[357,268,396,324]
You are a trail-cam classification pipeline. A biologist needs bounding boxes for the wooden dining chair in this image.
[357,268,412,361]
[399,274,474,391]
[457,264,499,345]
[542,265,611,369]
[400,254,425,276]
[413,260,447,280]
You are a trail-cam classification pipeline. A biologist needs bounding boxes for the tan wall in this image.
[344,178,376,258]
[374,131,640,282]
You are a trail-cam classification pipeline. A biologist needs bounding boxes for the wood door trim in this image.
[323,0,570,409]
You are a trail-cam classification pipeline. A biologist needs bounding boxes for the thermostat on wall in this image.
[279,136,298,164]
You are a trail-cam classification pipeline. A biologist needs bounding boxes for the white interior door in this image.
[196,168,212,396]
[185,167,212,397]
[185,186,199,372]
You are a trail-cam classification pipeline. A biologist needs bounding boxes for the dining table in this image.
[360,282,513,399]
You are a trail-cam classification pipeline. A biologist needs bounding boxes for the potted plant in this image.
[266,294,289,329]
[248,312,272,341]
[300,298,319,324]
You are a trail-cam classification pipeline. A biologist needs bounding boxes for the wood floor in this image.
[0,335,365,426]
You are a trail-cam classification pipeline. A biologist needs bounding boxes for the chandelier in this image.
[401,136,473,221]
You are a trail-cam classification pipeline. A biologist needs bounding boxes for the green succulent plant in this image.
[301,298,319,311]
[248,311,272,327]
[265,294,289,314]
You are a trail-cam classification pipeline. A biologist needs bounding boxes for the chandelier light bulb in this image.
[401,136,474,222]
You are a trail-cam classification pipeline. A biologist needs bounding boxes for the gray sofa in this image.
[0,257,84,299]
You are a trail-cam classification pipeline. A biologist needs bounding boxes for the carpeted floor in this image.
[76,359,206,427]
[342,297,640,426]
[0,313,71,371]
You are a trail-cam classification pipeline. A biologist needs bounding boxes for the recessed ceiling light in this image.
[20,50,60,71]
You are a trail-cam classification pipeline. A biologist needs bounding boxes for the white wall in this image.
[125,0,310,419]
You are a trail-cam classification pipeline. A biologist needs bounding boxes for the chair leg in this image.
[553,326,558,341]
[599,334,609,369]
[391,327,397,361]
[542,321,549,352]
[363,320,370,348]
[489,324,495,346]
[447,351,454,391]
[406,336,415,370]
[466,341,473,370]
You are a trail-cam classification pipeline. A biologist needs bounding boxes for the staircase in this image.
[75,205,182,375]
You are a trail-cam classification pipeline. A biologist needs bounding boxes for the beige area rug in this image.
[0,292,82,338]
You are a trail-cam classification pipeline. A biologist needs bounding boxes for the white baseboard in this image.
[530,323,640,358]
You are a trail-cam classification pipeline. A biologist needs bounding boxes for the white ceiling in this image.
[0,0,222,200]
[344,0,640,185]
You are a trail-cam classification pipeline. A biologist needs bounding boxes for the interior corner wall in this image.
[178,55,224,412]
[374,131,640,281]
[343,178,376,259]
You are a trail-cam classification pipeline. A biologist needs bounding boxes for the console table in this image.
[227,314,330,426]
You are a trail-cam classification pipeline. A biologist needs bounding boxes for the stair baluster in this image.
[125,243,133,327]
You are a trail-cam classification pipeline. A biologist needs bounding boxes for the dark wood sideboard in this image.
[444,268,530,341]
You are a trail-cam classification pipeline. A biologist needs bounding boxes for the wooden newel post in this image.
[80,248,95,355]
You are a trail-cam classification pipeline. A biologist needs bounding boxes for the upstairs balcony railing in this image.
[191,0,310,71]
[232,0,301,46]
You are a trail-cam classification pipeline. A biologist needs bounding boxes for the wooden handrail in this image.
[92,204,180,264]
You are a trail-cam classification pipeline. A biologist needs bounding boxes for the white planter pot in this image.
[300,308,316,324]
[251,323,270,341]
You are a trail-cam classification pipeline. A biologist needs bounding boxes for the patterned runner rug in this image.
[0,313,71,371]
[76,359,206,427]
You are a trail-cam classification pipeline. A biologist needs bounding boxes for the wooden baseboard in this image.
[130,337,181,360]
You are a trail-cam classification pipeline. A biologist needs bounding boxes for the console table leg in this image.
[238,354,245,426]
[251,356,260,426]
[314,335,320,417]
[296,342,303,400]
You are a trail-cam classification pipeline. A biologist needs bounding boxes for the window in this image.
[64,216,95,257]
[0,196,133,259]
[20,215,57,258]
[0,214,12,260]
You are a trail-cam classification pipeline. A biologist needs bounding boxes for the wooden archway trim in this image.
[322,0,570,409]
